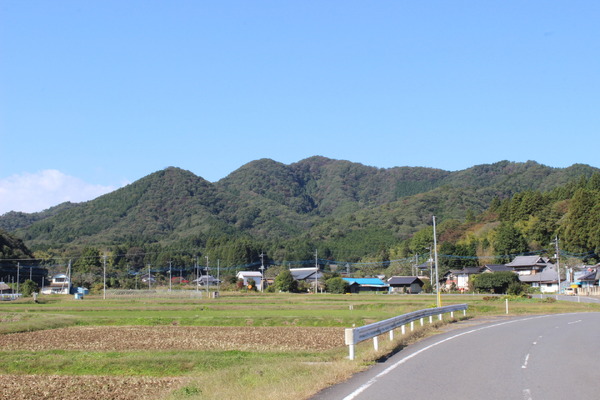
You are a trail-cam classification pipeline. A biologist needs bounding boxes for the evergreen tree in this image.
[494,222,529,263]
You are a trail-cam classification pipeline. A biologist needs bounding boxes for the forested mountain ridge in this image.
[1,157,599,265]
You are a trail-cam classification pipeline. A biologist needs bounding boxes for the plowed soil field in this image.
[0,374,184,400]
[0,325,345,351]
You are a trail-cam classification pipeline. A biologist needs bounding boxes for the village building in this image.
[387,276,424,294]
[505,256,552,276]
[41,273,71,295]
[236,271,264,289]
[343,278,388,294]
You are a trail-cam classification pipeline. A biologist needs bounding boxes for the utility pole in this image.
[103,253,107,300]
[554,236,561,294]
[414,253,418,276]
[67,260,72,294]
[205,256,209,296]
[168,261,172,292]
[259,252,266,292]
[195,256,199,292]
[16,262,20,296]
[148,264,151,290]
[314,249,319,294]
[433,216,441,308]
[217,259,220,292]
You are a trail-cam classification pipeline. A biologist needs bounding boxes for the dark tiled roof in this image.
[484,264,514,272]
[387,276,424,286]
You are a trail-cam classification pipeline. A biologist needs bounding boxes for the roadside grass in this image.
[2,292,600,399]
[0,349,340,377]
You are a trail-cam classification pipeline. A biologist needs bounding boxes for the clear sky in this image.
[1,0,599,215]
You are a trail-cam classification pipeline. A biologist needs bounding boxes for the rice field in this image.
[2,292,599,399]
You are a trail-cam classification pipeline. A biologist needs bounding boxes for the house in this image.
[41,273,71,295]
[192,275,221,286]
[417,261,432,277]
[0,282,12,293]
[444,267,482,291]
[343,278,388,294]
[140,273,156,284]
[519,264,560,293]
[289,267,324,282]
[506,256,551,276]
[577,266,600,288]
[387,276,424,294]
[236,271,264,289]
[481,264,514,273]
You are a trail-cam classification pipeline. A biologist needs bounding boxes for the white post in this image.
[451,311,454,318]
[463,309,466,316]
[429,315,433,324]
[373,336,379,351]
[389,330,394,340]
[420,317,424,326]
[438,313,442,321]
[410,321,414,332]
[349,344,355,360]
[506,298,509,314]
[401,325,406,335]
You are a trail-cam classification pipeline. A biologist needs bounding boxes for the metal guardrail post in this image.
[345,304,468,360]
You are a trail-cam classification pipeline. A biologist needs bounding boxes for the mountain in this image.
[2,158,599,260]
[0,229,34,260]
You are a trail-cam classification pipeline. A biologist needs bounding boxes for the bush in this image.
[325,277,349,294]
[274,270,298,292]
[20,280,39,297]
[507,282,525,296]
[472,271,519,294]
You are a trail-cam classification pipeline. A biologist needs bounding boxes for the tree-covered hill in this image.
[2,157,599,268]
[0,229,33,260]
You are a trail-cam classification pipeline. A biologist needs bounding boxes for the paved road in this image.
[312,312,600,400]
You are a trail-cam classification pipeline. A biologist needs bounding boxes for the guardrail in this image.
[344,303,468,360]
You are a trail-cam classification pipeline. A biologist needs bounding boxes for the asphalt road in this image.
[312,312,600,400]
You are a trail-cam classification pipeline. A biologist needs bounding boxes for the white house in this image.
[519,265,560,293]
[236,271,264,290]
[41,273,71,295]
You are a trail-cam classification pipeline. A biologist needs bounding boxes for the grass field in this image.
[2,292,599,399]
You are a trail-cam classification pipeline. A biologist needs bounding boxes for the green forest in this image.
[2,157,600,286]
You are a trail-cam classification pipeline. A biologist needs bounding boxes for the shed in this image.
[387,276,424,294]
[343,278,388,294]
[0,282,11,293]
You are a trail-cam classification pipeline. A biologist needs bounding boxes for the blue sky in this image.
[1,0,599,215]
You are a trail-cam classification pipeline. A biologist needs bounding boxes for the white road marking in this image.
[342,315,554,400]
[568,320,582,325]
[523,388,533,400]
[522,353,530,369]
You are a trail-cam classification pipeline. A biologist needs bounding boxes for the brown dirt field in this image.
[0,374,184,400]
[0,326,345,352]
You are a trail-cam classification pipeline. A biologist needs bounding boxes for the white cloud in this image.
[0,170,117,215]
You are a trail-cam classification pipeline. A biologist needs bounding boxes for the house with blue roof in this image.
[342,278,388,294]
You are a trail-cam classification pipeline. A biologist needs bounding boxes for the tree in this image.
[471,271,518,294]
[21,279,39,297]
[325,277,349,294]
[274,270,298,292]
[494,222,529,263]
